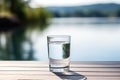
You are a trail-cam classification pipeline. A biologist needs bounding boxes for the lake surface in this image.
[32,18,120,61]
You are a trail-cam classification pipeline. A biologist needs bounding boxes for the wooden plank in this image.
[0,75,61,80]
[0,75,120,80]
[0,61,119,80]
[0,61,120,65]
[84,77,120,80]
[0,67,120,72]
[0,64,120,68]
[0,71,119,76]
[0,61,120,68]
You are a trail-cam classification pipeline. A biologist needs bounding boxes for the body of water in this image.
[32,18,120,61]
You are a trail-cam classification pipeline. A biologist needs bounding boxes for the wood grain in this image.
[0,61,119,80]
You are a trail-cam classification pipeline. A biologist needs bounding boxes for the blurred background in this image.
[0,0,120,61]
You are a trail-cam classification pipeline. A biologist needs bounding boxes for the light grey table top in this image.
[0,61,120,80]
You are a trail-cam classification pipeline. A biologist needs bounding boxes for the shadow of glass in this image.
[53,70,87,80]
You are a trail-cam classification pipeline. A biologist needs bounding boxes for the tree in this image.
[0,0,52,60]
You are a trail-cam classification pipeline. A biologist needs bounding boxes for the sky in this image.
[30,0,120,7]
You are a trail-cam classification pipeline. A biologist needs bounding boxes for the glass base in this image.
[50,66,69,72]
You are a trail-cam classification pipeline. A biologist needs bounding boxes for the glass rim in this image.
[47,35,71,38]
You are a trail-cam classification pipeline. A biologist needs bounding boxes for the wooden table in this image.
[0,61,120,80]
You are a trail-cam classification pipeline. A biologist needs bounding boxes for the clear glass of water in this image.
[47,35,71,72]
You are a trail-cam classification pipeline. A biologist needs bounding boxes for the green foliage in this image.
[3,0,52,24]
[0,0,52,60]
[23,7,52,31]
[1,0,52,32]
[24,7,52,24]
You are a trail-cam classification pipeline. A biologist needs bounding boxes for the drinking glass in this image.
[47,35,71,72]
